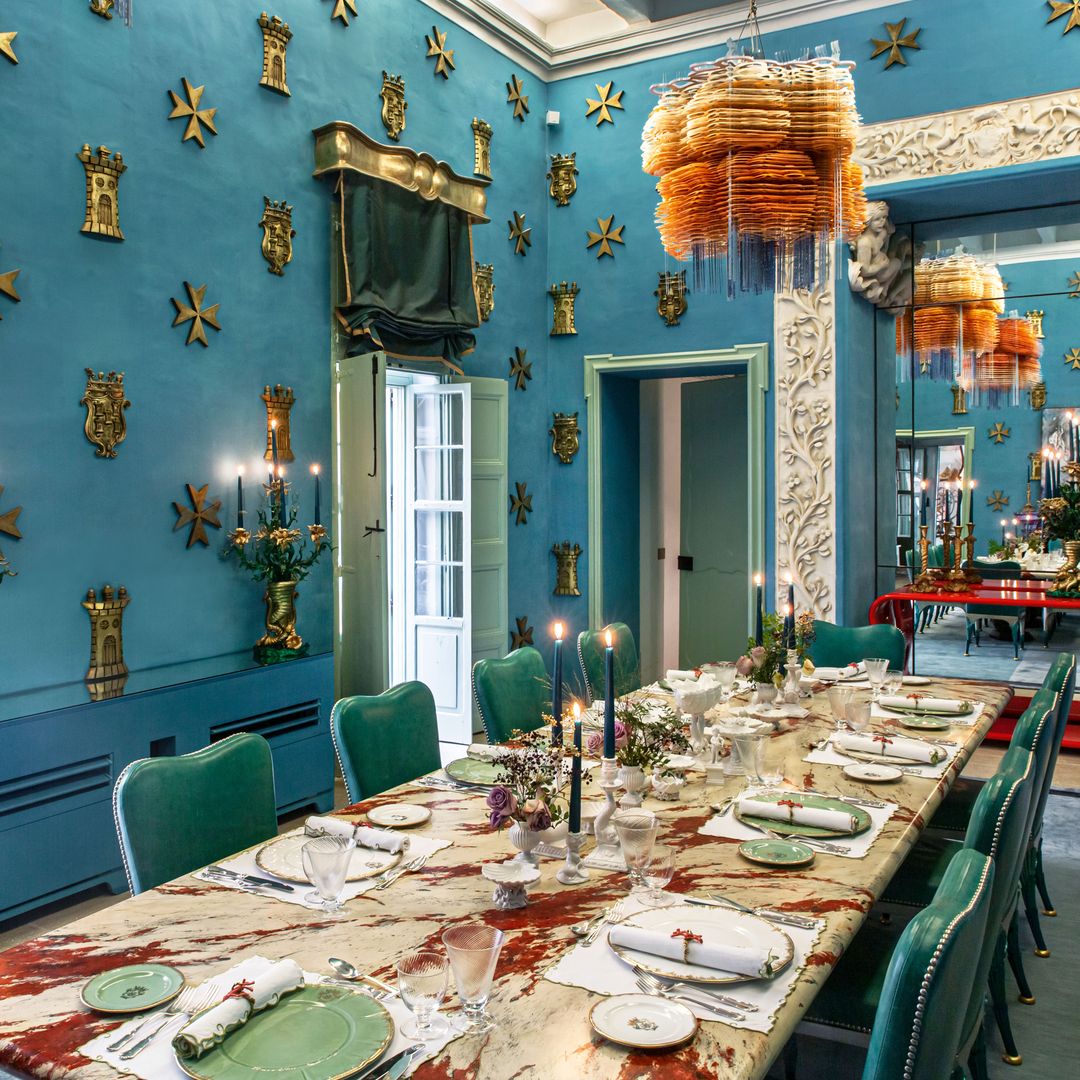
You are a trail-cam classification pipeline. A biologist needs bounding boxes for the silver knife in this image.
[206,865,295,893]
[682,896,817,929]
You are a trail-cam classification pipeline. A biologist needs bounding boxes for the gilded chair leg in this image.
[1034,841,1056,916]
[990,933,1022,1065]
[782,1035,797,1080]
[1007,911,1035,1004]
[1020,859,1050,957]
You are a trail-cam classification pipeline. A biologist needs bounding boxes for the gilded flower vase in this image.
[617,765,647,808]
[255,580,305,659]
[1053,540,1080,594]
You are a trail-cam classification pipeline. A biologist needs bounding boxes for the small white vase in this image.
[618,764,647,808]
[752,683,777,706]
[507,821,542,865]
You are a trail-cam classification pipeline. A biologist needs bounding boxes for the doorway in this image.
[585,346,768,684]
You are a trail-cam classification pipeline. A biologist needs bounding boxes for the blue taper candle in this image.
[236,466,245,530]
[570,704,582,833]
[603,629,616,759]
[312,464,321,526]
[753,572,764,646]
[552,622,564,746]
[271,421,279,470]
[785,577,795,647]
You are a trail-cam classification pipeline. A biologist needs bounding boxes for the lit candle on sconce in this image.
[919,478,928,527]
[1000,518,1007,546]
[270,418,280,474]
[276,464,286,525]
[236,465,245,530]
[311,464,321,526]
[967,478,976,526]
[1042,447,1051,499]
[552,621,564,747]
[753,572,764,646]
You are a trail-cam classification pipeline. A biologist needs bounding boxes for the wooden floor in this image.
[2,747,1077,955]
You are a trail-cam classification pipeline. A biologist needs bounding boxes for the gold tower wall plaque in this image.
[83,584,130,681]
[263,384,296,462]
[82,369,129,458]
[951,382,968,415]
[380,71,407,141]
[552,542,582,597]
[472,118,492,179]
[550,413,580,464]
[1031,381,1047,410]
[549,281,579,336]
[260,197,295,275]
[77,144,126,240]
[547,153,578,207]
[258,13,292,96]
[656,270,688,326]
[475,262,494,322]
[1026,309,1045,339]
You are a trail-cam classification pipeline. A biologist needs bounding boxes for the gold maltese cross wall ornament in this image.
[506,74,529,121]
[585,81,624,125]
[870,18,921,68]
[171,282,222,347]
[508,211,532,256]
[509,482,533,525]
[586,214,625,258]
[1048,1,1080,34]
[174,483,223,548]
[425,26,455,78]
[328,0,358,26]
[511,616,534,650]
[167,78,219,148]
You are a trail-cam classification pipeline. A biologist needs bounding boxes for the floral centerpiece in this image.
[224,481,330,657]
[735,612,787,686]
[485,728,570,836]
[1040,483,1080,594]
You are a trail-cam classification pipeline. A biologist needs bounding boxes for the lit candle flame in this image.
[311,463,320,475]
[604,629,613,648]
[553,621,564,640]
[572,701,581,719]
[753,572,763,586]
[237,464,245,477]
[277,465,286,478]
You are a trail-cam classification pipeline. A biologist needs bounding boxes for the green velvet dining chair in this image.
[963,561,1024,660]
[786,848,995,1080]
[882,739,1039,1068]
[331,681,442,803]
[577,622,641,703]
[113,732,279,895]
[472,646,549,744]
[810,620,906,672]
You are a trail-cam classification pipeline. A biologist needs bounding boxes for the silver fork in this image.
[739,817,851,854]
[632,966,757,1011]
[583,898,628,946]
[373,853,429,891]
[633,975,744,1021]
[118,982,222,1059]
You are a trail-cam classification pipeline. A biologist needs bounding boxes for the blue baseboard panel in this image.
[0,651,334,922]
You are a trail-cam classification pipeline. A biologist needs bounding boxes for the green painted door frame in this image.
[895,426,977,522]
[584,345,770,634]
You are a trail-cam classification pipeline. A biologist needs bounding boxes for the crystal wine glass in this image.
[714,661,737,702]
[612,809,658,893]
[396,950,450,1040]
[827,685,852,734]
[640,844,676,908]
[883,669,904,698]
[442,924,505,1034]
[863,658,889,702]
[300,836,353,913]
[846,701,871,733]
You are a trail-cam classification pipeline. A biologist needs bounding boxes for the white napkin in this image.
[835,732,945,764]
[803,739,956,780]
[813,664,865,682]
[666,668,699,682]
[610,924,779,979]
[737,796,857,833]
[877,695,969,714]
[466,743,511,762]
[173,959,304,1059]
[304,815,406,854]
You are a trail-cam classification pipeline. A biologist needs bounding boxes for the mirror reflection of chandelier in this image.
[642,19,866,297]
[967,314,1042,409]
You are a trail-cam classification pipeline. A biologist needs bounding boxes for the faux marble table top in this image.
[0,677,1010,1080]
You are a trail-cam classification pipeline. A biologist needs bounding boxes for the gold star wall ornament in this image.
[509,482,533,525]
[510,616,534,651]
[0,485,22,541]
[1066,347,1080,370]
[171,282,221,347]
[0,32,18,65]
[508,211,532,256]
[1048,1,1080,33]
[586,214,625,258]
[585,81,624,126]
[168,78,219,148]
[988,422,1011,444]
[328,0,358,25]
[506,74,529,121]
[509,347,531,391]
[870,18,921,68]
[0,268,20,319]
[1069,270,1080,296]
[987,490,1009,512]
[425,26,455,79]
[173,483,223,548]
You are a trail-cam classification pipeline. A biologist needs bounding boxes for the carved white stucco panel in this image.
[855,88,1080,186]
[774,282,836,620]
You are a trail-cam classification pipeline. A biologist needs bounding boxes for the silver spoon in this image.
[328,957,399,997]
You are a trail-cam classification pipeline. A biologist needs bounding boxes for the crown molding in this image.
[420,0,896,82]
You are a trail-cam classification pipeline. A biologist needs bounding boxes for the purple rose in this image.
[750,646,766,668]
[586,731,603,756]
[735,655,755,677]
[614,721,629,750]
[525,799,552,832]
[485,785,517,829]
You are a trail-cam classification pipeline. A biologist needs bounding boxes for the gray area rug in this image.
[768,791,1080,1079]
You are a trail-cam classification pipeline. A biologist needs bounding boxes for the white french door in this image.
[402,383,472,743]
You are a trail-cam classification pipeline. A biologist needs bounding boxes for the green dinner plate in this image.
[898,715,952,731]
[738,838,815,867]
[445,757,503,786]
[81,963,184,1014]
[878,701,972,718]
[177,985,393,1080]
[736,791,871,839]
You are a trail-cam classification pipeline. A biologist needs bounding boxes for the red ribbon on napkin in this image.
[776,798,803,822]
[671,928,704,962]
[223,980,256,1007]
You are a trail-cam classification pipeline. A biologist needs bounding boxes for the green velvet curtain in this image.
[337,175,480,364]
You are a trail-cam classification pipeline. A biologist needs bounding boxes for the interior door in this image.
[678,375,749,666]
[404,383,472,743]
[459,376,509,735]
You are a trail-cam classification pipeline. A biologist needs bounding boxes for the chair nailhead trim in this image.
[329,698,352,804]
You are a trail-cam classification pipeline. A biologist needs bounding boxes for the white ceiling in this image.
[423,0,900,79]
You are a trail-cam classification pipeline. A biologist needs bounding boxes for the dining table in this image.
[0,675,1010,1080]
